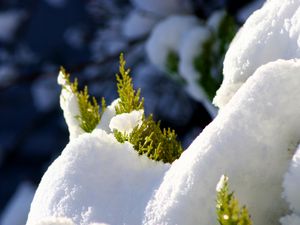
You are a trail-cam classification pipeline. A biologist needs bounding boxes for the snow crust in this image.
[282,145,300,215]
[58,71,84,140]
[146,15,200,71]
[34,217,75,225]
[280,214,300,225]
[143,59,300,225]
[26,130,169,225]
[109,110,143,134]
[214,0,300,108]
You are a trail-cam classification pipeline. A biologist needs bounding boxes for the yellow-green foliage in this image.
[60,67,105,133]
[60,54,182,163]
[114,115,183,163]
[216,176,252,225]
[115,53,144,114]
[113,54,183,163]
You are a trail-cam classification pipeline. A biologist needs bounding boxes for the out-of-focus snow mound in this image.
[26,129,169,225]
[143,59,300,225]
[214,0,300,108]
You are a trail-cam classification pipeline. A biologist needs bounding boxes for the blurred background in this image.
[0,0,264,224]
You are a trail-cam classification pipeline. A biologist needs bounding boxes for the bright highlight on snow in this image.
[27,0,300,224]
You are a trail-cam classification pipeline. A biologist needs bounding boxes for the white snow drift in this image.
[214,0,300,108]
[143,59,300,225]
[26,130,169,225]
[146,15,200,71]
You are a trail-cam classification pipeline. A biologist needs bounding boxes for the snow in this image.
[26,129,169,225]
[143,59,300,225]
[146,15,200,71]
[215,174,227,192]
[0,10,26,42]
[58,71,84,140]
[122,10,158,40]
[280,214,300,225]
[214,0,300,109]
[109,110,143,134]
[96,99,119,133]
[179,26,211,84]
[282,145,300,214]
[130,0,192,17]
[0,182,35,225]
[34,217,75,225]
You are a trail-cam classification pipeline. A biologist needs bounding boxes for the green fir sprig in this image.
[60,54,182,163]
[114,115,183,163]
[216,175,252,225]
[60,67,105,133]
[115,53,144,114]
[113,55,183,163]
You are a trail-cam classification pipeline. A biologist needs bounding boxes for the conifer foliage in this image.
[59,67,105,133]
[216,175,252,225]
[60,54,183,163]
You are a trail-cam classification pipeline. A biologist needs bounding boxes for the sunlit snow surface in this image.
[214,0,300,108]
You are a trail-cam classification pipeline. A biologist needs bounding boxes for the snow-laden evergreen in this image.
[143,59,300,225]
[27,1,300,224]
[214,0,300,108]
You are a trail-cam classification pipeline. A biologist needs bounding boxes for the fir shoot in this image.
[115,53,144,114]
[216,175,252,225]
[60,67,103,133]
[113,55,183,163]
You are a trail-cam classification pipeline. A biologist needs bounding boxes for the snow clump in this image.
[214,0,300,108]
[143,59,300,225]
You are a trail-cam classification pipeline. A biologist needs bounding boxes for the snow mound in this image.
[26,129,169,225]
[34,217,75,225]
[214,0,300,108]
[109,110,143,134]
[280,214,300,225]
[146,15,200,71]
[282,145,300,214]
[58,71,84,140]
[143,59,300,225]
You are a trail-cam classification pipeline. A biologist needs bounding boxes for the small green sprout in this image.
[114,55,183,163]
[216,175,252,225]
[115,53,144,114]
[60,67,105,133]
[60,54,182,163]
[114,115,183,163]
